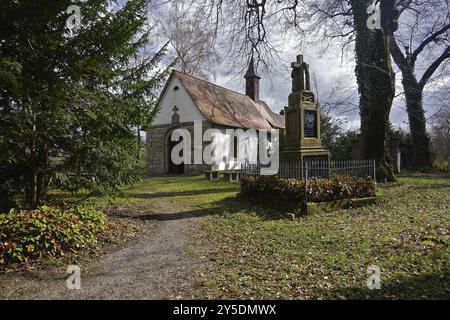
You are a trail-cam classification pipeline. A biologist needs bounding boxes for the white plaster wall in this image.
[151,75,260,172]
[209,129,259,171]
[152,76,206,126]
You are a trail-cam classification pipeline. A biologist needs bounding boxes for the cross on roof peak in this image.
[173,105,179,113]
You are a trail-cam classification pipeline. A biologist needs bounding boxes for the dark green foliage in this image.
[0,205,106,266]
[387,126,414,169]
[307,175,375,202]
[0,1,170,210]
[320,113,343,152]
[433,160,449,173]
[240,175,375,207]
[430,108,450,163]
[241,175,305,205]
[330,131,359,160]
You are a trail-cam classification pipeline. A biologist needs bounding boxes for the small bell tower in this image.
[244,57,261,102]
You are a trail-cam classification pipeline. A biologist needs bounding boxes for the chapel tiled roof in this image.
[171,70,285,130]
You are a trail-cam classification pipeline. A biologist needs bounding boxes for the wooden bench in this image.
[223,170,241,183]
[204,171,220,181]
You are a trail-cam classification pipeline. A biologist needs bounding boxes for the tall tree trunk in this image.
[26,110,49,208]
[27,144,50,208]
[36,143,49,206]
[401,67,432,169]
[352,0,396,182]
[137,125,141,160]
[389,36,433,170]
[28,113,38,208]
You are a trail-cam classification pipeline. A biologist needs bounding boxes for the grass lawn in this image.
[50,175,239,210]
[37,174,450,299]
[184,173,450,299]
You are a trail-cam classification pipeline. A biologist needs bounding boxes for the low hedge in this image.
[240,175,376,207]
[0,205,106,266]
[433,159,449,172]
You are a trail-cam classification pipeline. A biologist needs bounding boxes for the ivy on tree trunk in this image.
[352,0,396,182]
[389,36,436,170]
[402,73,432,169]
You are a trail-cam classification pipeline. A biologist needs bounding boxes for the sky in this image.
[149,1,449,133]
[211,40,449,133]
[213,44,364,131]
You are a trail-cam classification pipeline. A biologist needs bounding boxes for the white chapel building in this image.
[146,59,285,175]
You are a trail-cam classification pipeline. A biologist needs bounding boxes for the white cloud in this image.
[149,4,446,134]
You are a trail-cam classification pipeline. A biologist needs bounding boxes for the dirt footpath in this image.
[0,198,205,300]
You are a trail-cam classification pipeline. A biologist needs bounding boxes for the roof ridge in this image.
[170,69,284,130]
[173,69,250,99]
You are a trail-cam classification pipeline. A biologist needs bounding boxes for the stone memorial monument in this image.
[280,54,330,162]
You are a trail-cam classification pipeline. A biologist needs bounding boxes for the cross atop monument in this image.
[291,54,304,68]
[291,54,311,93]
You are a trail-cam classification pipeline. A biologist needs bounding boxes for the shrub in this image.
[240,175,375,207]
[0,206,106,266]
[433,159,449,173]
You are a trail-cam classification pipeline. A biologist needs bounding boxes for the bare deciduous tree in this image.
[175,0,448,178]
[187,0,400,180]
[388,0,450,169]
[160,3,220,79]
[289,0,449,170]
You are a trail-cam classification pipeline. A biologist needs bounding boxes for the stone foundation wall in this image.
[146,121,212,175]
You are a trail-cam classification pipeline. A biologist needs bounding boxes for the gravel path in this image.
[0,197,205,300]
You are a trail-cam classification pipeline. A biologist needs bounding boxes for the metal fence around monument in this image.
[241,159,376,180]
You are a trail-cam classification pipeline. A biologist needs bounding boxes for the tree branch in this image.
[412,23,450,63]
[397,0,414,16]
[419,46,450,89]
[389,36,409,72]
